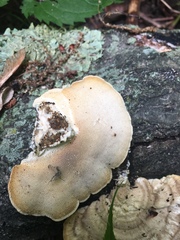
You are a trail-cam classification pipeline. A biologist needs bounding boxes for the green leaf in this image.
[103,186,120,240]
[34,1,62,25]
[100,0,123,9]
[21,0,37,18]
[113,0,124,3]
[36,0,99,26]
[99,0,113,10]
[0,0,9,7]
[21,0,123,27]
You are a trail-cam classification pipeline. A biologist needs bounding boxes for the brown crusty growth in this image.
[8,75,132,221]
[63,175,180,240]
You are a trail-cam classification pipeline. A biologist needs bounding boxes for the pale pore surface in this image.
[8,76,132,221]
[63,175,180,240]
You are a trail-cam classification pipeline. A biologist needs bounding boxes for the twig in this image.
[160,0,180,14]
[139,12,162,28]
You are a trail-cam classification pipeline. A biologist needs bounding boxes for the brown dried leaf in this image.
[0,87,14,111]
[135,34,175,52]
[0,49,26,88]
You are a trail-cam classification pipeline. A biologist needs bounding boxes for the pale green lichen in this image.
[0,24,104,76]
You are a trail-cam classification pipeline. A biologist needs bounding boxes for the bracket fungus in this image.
[63,175,180,240]
[8,75,132,221]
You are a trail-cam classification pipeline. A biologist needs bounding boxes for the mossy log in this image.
[0,26,180,240]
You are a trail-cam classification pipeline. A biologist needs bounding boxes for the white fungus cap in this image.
[8,76,132,221]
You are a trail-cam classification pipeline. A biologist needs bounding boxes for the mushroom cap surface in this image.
[8,75,132,221]
[63,175,180,239]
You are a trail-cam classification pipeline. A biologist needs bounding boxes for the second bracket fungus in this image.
[8,75,132,221]
[64,175,180,240]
